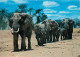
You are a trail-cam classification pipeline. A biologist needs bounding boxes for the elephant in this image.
[67,19,74,39]
[42,19,59,42]
[42,20,52,42]
[50,20,59,42]
[9,13,33,51]
[61,19,74,39]
[34,23,47,46]
[60,20,69,40]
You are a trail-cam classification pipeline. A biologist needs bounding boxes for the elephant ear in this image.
[19,13,32,24]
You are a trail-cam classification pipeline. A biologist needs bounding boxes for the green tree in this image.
[35,9,42,15]
[28,8,34,15]
[36,9,42,24]
[40,13,47,22]
[0,9,8,30]
[33,9,47,24]
[15,4,27,13]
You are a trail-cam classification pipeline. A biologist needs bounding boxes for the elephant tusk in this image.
[13,28,19,33]
[10,28,19,33]
[17,28,19,32]
[10,28,13,33]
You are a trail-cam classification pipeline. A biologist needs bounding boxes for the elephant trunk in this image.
[13,32,19,51]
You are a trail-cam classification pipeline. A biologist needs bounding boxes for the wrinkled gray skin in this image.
[60,21,69,40]
[34,23,47,46]
[42,20,59,42]
[9,13,33,51]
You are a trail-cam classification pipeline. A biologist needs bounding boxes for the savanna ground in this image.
[0,28,80,57]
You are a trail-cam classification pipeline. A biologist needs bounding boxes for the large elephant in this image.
[9,13,33,51]
[42,19,59,42]
[62,19,74,39]
[34,23,47,46]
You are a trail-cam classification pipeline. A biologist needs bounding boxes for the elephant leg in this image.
[56,35,57,41]
[68,32,72,39]
[56,35,59,41]
[39,37,41,46]
[47,37,49,43]
[46,33,49,43]
[63,35,66,40]
[53,35,55,42]
[13,33,19,51]
[21,35,26,50]
[40,35,44,46]
[61,35,62,40]
[36,34,40,45]
[71,33,72,39]
[39,37,43,46]
[69,33,72,39]
[45,34,47,43]
[44,38,46,44]
[50,33,52,42]
[41,35,44,45]
[28,37,31,50]
[44,33,46,44]
[65,34,67,40]
[43,36,46,44]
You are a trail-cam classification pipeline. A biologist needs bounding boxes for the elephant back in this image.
[42,20,59,31]
[34,23,46,34]
[50,20,59,31]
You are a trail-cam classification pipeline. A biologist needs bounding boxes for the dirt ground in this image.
[0,28,80,57]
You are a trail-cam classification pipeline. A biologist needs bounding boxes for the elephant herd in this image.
[34,20,59,46]
[34,19,74,46]
[9,13,74,51]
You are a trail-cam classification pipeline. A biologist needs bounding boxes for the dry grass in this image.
[73,28,80,33]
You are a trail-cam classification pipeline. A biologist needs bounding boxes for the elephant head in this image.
[68,19,74,27]
[62,19,74,32]
[9,13,33,34]
[61,21,69,29]
[68,19,74,33]
[42,20,51,30]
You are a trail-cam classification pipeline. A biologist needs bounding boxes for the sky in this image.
[0,0,80,23]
